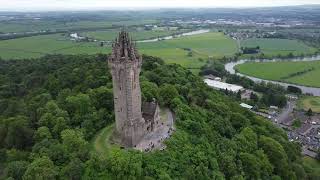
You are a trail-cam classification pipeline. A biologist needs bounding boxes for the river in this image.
[137,29,210,43]
[224,55,320,96]
[75,29,210,43]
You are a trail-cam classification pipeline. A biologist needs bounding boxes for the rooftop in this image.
[204,79,243,92]
[110,30,140,60]
[240,103,253,109]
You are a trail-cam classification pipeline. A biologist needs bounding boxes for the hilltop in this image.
[0,54,310,179]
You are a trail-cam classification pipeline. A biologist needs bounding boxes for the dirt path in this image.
[91,124,115,155]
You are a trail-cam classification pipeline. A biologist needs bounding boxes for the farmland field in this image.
[235,61,320,87]
[241,38,316,56]
[298,96,320,113]
[0,34,107,59]
[0,32,238,73]
[140,32,238,72]
[82,29,181,40]
[0,19,157,33]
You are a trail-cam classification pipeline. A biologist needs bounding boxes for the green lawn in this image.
[241,38,316,56]
[235,61,320,87]
[298,96,320,113]
[0,32,238,73]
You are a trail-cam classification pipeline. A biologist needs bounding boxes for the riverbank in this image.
[138,29,210,43]
[225,55,320,96]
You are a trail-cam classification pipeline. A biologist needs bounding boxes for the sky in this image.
[1,0,320,11]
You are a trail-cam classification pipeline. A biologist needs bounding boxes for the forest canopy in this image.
[0,54,312,179]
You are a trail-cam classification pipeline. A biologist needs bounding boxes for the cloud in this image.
[1,0,320,11]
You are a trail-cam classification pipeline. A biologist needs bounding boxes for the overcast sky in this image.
[1,0,320,11]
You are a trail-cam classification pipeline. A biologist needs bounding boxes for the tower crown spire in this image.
[111,30,139,60]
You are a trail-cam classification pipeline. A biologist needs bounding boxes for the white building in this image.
[204,79,244,93]
[240,103,253,110]
[270,106,279,110]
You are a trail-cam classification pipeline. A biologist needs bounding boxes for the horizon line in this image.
[1,4,320,13]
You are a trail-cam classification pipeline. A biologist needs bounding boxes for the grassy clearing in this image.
[91,124,120,155]
[298,96,320,113]
[235,61,320,87]
[303,156,320,176]
[241,38,316,56]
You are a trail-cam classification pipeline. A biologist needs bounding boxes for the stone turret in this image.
[108,30,145,147]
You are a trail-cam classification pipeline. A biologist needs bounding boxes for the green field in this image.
[235,61,320,87]
[139,32,238,72]
[0,32,238,73]
[0,34,107,59]
[82,29,181,41]
[298,96,320,113]
[241,38,316,56]
[0,19,157,33]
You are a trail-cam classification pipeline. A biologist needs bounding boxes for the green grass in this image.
[0,20,112,33]
[235,61,320,87]
[139,32,238,70]
[298,96,320,113]
[0,32,238,73]
[0,34,108,59]
[241,38,316,56]
[82,30,180,41]
[90,124,120,155]
[303,156,320,176]
[0,19,157,33]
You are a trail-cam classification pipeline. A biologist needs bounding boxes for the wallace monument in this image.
[108,31,174,150]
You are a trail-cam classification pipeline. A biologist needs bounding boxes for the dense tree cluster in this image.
[241,46,260,54]
[199,60,228,78]
[200,61,288,108]
[0,54,314,179]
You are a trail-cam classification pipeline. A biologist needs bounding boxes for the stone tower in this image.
[108,31,145,147]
